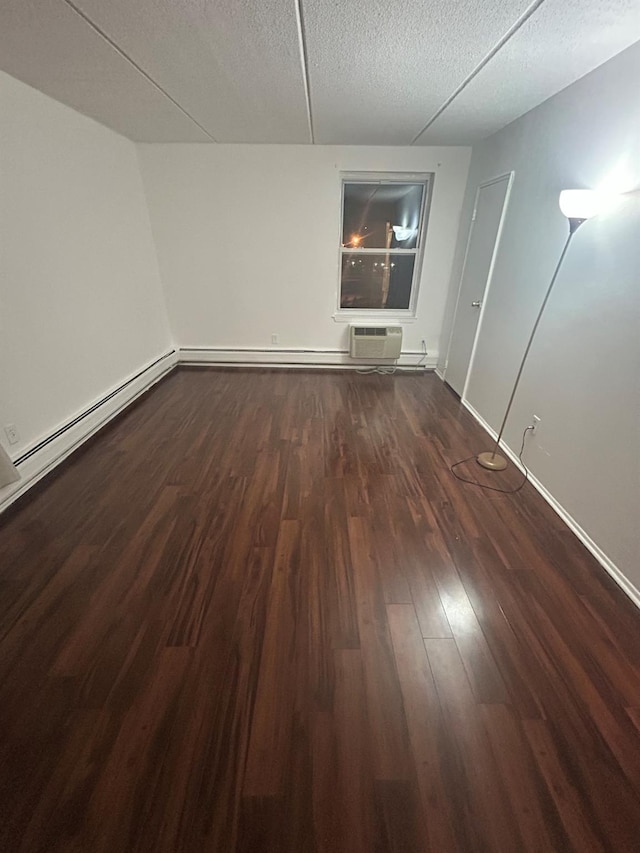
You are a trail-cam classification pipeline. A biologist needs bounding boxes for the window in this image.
[338,174,431,313]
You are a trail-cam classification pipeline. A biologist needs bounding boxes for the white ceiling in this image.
[0,0,638,145]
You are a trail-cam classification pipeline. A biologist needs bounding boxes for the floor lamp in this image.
[477,189,607,472]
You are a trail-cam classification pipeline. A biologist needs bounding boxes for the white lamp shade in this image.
[558,189,602,220]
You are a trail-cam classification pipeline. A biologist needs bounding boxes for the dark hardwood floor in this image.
[1,368,639,852]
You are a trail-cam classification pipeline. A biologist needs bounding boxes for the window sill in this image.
[332,313,418,323]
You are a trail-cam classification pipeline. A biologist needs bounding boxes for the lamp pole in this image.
[477,218,582,471]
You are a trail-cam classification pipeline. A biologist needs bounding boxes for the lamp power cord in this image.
[450,425,534,494]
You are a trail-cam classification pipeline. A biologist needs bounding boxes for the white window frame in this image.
[334,171,433,320]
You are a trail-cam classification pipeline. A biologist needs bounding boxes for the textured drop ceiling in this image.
[0,0,638,144]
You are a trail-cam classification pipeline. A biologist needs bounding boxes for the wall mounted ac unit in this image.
[349,325,403,359]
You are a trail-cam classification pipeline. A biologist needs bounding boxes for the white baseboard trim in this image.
[461,398,640,611]
[0,350,177,515]
[179,347,438,371]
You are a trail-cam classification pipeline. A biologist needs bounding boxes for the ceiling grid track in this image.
[410,0,548,144]
[59,0,218,142]
[295,0,315,143]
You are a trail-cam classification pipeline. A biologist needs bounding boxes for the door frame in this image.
[443,171,514,400]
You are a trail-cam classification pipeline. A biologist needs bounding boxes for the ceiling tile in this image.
[69,0,312,143]
[302,0,535,145]
[0,0,210,142]
[415,0,640,144]
[0,0,637,146]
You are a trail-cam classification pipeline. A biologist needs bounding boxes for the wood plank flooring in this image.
[1,368,639,852]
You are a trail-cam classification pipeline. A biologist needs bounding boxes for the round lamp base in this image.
[477,451,508,471]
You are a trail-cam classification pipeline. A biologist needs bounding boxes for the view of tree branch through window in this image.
[339,178,430,311]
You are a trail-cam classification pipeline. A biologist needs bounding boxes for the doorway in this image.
[443,173,513,397]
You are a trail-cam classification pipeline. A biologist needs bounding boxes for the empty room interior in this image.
[1,1,640,850]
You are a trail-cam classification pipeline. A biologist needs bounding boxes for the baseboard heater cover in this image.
[0,350,177,514]
[178,346,435,369]
[14,350,176,466]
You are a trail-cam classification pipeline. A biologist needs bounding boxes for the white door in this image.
[444,174,512,397]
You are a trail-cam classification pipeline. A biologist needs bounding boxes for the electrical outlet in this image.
[271,334,278,345]
[531,415,541,433]
[4,424,19,445]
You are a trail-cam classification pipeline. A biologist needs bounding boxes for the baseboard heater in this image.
[13,350,175,466]
[349,325,403,359]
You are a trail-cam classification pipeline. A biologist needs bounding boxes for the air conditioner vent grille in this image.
[349,325,403,359]
[354,327,386,336]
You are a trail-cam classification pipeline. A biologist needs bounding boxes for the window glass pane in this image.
[340,253,415,310]
[342,183,424,250]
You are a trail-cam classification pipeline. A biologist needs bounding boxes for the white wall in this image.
[136,145,471,360]
[0,71,172,463]
[441,43,640,593]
